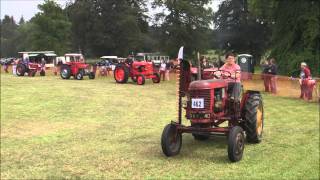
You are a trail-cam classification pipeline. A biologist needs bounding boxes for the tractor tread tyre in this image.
[75,72,83,80]
[152,73,160,83]
[228,126,245,162]
[161,124,182,157]
[40,70,45,76]
[89,72,95,79]
[243,93,264,143]
[114,64,129,83]
[137,75,145,85]
[16,64,27,76]
[60,65,71,79]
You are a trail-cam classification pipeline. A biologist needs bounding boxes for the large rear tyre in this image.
[136,75,145,85]
[60,65,71,79]
[16,64,27,76]
[191,124,210,141]
[114,64,129,83]
[152,73,160,83]
[243,92,264,143]
[228,126,245,162]
[40,70,45,76]
[161,124,182,157]
[88,72,95,79]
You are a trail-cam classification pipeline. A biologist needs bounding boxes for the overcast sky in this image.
[1,0,221,22]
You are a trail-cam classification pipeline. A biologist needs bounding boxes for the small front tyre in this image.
[152,73,160,83]
[161,123,182,157]
[136,75,145,85]
[40,70,45,76]
[228,126,245,162]
[75,72,83,80]
[88,72,95,79]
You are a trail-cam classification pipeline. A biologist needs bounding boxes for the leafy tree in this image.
[213,0,271,63]
[153,0,213,59]
[18,16,25,25]
[28,0,72,55]
[0,15,19,57]
[250,0,320,76]
[67,0,149,57]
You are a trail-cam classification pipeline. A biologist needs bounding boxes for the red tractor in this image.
[16,51,57,77]
[161,59,264,162]
[114,59,160,85]
[60,54,95,80]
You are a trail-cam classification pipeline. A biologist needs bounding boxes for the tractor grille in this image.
[189,90,211,110]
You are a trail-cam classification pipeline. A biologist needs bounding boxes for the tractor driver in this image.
[219,52,241,102]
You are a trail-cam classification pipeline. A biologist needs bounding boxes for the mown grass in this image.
[1,73,319,179]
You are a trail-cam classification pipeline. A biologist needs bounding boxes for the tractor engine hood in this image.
[189,79,227,90]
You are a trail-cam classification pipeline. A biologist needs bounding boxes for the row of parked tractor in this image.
[10,51,164,85]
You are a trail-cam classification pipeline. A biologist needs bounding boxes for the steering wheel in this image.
[210,70,232,79]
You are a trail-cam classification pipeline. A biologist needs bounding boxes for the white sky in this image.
[1,0,222,22]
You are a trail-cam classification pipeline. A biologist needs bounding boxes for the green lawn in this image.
[1,73,319,179]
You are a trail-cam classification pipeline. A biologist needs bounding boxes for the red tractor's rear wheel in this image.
[136,75,145,85]
[242,92,264,143]
[16,64,27,76]
[228,126,245,162]
[161,123,182,157]
[88,72,95,79]
[60,65,71,79]
[40,70,45,76]
[152,73,160,83]
[114,64,129,83]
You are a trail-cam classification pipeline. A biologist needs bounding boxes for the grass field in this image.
[1,73,319,179]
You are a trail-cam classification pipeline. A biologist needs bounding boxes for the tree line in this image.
[0,0,319,76]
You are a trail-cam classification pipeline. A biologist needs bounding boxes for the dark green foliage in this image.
[0,15,19,57]
[249,0,319,76]
[29,0,72,55]
[213,0,271,63]
[67,0,148,57]
[153,0,213,59]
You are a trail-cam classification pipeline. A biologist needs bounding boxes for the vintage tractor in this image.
[161,50,264,162]
[60,62,95,80]
[16,51,56,77]
[16,61,45,77]
[114,59,160,85]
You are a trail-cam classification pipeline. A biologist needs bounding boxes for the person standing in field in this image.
[268,58,277,94]
[165,60,171,81]
[299,62,314,101]
[160,60,166,81]
[261,60,271,92]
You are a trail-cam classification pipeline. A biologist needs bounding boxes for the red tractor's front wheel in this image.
[114,64,129,83]
[161,123,182,157]
[228,126,245,162]
[152,73,160,83]
[136,75,145,85]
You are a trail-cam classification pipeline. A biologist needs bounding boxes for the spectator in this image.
[159,60,166,81]
[268,58,277,94]
[261,60,271,92]
[299,62,314,101]
[165,60,171,81]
